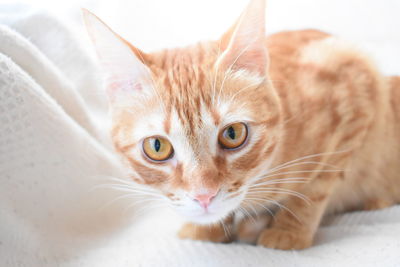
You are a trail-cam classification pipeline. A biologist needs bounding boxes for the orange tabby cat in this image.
[83,0,400,250]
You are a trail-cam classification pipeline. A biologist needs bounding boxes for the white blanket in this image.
[0,3,399,267]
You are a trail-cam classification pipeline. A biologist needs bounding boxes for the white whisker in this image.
[247,188,311,204]
[126,201,169,215]
[238,206,257,225]
[104,185,164,198]
[268,149,351,174]
[244,199,275,218]
[252,169,343,186]
[245,197,302,223]
[249,177,310,187]
[267,161,342,175]
[264,170,344,178]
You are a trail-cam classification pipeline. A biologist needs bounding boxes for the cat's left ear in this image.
[216,0,268,76]
[82,9,153,104]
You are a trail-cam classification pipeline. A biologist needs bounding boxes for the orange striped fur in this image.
[84,0,400,250]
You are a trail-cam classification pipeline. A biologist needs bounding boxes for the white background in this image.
[5,0,400,75]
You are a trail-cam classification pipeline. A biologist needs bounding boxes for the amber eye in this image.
[218,122,248,149]
[143,136,174,161]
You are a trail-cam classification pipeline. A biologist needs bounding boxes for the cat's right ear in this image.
[82,9,153,104]
[216,0,268,76]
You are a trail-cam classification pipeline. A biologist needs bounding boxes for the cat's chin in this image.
[183,210,231,225]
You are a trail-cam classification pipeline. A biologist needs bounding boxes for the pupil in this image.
[154,139,161,152]
[227,126,236,139]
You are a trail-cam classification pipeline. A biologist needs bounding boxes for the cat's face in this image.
[110,64,282,223]
[84,0,281,224]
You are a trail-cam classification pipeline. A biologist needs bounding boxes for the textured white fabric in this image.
[0,3,399,267]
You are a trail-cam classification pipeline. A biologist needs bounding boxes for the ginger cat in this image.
[83,0,400,250]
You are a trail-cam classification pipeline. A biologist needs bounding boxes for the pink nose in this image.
[194,192,217,209]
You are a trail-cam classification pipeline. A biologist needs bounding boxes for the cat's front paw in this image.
[257,228,313,250]
[178,223,232,243]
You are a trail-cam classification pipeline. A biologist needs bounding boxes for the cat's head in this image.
[84,0,283,224]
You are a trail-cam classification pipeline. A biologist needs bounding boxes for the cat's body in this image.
[266,30,400,214]
[84,0,400,250]
[176,30,400,248]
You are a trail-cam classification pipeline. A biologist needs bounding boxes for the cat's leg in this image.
[178,215,234,243]
[257,173,341,250]
[363,198,393,211]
